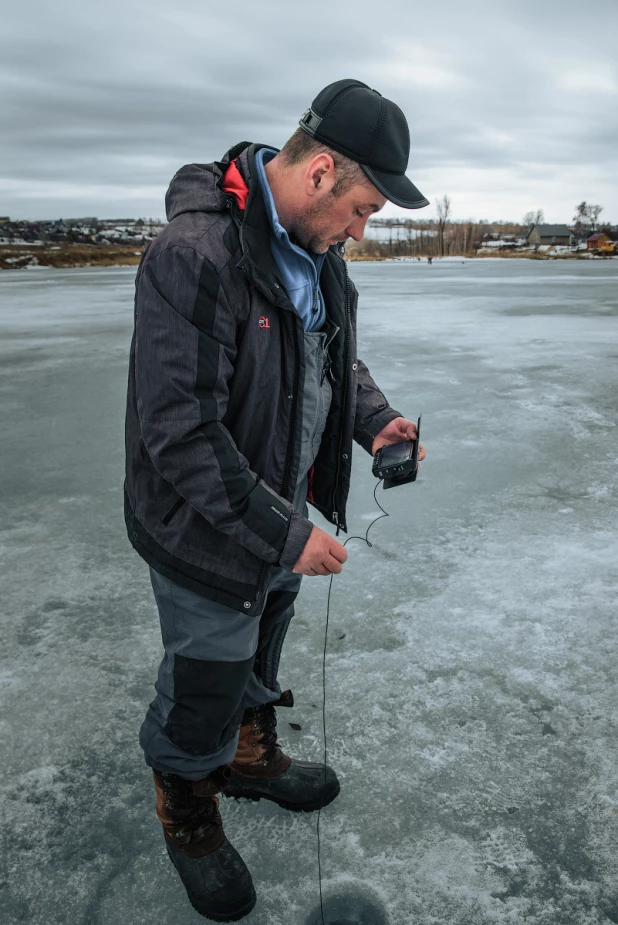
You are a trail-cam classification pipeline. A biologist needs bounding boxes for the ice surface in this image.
[1,260,617,924]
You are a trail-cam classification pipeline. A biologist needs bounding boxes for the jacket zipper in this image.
[332,259,351,535]
[252,316,300,606]
[280,317,301,500]
[226,194,275,607]
[161,496,186,525]
[227,189,308,598]
[254,562,268,609]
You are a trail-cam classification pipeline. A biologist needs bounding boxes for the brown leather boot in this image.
[153,767,228,857]
[153,768,256,921]
[229,689,294,779]
[224,690,340,812]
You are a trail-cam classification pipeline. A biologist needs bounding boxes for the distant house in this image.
[526,224,574,246]
[586,233,615,253]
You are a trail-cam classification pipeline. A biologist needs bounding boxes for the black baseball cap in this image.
[298,78,428,210]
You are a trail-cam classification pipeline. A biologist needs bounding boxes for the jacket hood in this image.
[164,141,253,222]
[165,164,223,221]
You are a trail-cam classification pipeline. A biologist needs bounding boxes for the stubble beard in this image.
[287,196,341,255]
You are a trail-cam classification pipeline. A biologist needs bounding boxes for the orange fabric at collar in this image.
[222,158,249,211]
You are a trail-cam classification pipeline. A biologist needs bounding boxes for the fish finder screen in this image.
[380,441,414,465]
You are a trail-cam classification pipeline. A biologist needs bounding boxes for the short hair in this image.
[279,127,368,197]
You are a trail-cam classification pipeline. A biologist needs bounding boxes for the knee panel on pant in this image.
[165,654,255,755]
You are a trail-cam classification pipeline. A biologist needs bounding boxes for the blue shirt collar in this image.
[254,147,326,271]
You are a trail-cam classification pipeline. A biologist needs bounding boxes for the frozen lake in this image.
[1,259,617,925]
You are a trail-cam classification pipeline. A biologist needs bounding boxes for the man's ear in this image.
[304,153,336,198]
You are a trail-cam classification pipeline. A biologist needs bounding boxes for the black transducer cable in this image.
[316,481,390,925]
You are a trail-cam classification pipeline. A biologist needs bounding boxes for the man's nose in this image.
[345,214,370,242]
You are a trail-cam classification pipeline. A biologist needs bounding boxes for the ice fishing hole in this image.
[304,884,388,925]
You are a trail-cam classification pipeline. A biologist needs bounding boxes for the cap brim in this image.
[360,164,429,210]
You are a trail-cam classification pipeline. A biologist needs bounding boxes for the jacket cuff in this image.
[278,511,314,571]
[354,408,403,456]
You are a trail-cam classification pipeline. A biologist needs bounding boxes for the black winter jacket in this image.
[124,142,402,616]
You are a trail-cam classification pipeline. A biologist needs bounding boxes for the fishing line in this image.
[316,481,390,925]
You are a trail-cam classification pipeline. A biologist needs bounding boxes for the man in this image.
[124,78,427,921]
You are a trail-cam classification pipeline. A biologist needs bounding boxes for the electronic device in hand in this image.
[372,414,422,490]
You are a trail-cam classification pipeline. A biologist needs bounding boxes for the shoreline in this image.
[1,243,615,270]
[346,251,615,262]
[0,244,145,270]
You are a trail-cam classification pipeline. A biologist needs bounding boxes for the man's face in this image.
[289,182,387,254]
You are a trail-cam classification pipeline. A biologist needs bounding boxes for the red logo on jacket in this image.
[259,316,270,329]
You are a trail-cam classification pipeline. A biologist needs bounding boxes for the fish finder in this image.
[372,414,422,490]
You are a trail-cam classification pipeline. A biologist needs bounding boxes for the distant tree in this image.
[436,194,451,257]
[523,209,544,227]
[573,201,589,226]
[588,204,603,230]
[572,201,604,234]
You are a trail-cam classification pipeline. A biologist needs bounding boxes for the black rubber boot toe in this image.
[165,834,256,922]
[224,759,340,812]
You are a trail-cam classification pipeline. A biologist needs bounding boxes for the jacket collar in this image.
[217,144,291,309]
[219,142,346,309]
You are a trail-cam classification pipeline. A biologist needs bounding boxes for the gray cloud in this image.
[2,0,617,222]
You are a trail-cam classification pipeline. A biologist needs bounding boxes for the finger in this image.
[306,562,329,577]
[324,553,344,574]
[329,543,348,563]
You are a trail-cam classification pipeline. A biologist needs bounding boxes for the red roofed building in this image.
[587,233,616,254]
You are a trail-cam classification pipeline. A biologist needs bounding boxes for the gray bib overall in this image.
[292,321,336,512]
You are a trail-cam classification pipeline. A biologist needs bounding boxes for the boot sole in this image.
[223,778,340,813]
[165,844,257,922]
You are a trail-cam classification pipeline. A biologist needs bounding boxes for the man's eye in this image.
[355,209,364,218]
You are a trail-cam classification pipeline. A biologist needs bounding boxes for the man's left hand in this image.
[371,418,427,467]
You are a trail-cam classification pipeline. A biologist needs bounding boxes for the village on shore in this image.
[0,210,616,270]
[346,202,617,260]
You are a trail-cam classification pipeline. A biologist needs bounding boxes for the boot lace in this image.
[161,775,221,842]
[248,703,280,765]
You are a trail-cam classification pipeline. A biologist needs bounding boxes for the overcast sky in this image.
[2,0,617,223]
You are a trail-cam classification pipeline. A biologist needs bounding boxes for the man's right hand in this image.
[292,525,348,576]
